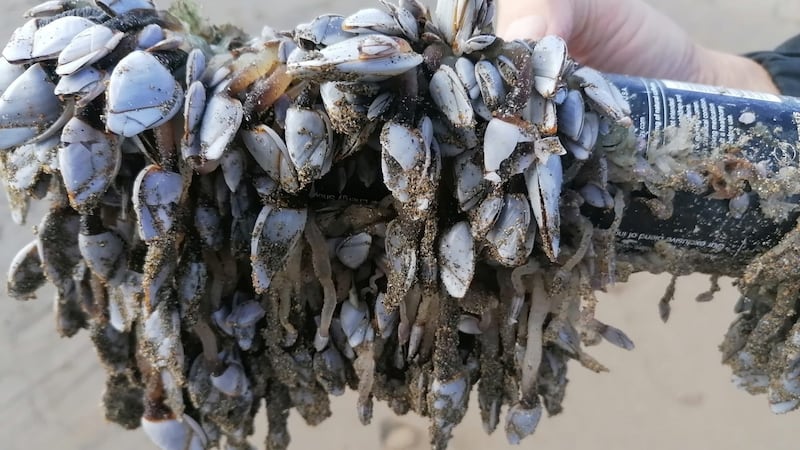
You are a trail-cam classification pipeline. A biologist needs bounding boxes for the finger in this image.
[496,0,575,41]
[496,0,552,36]
[503,15,548,41]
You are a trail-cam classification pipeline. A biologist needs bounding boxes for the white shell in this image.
[343,8,402,35]
[132,165,183,242]
[31,16,95,61]
[384,219,418,294]
[224,299,266,350]
[392,4,419,40]
[145,33,184,53]
[474,60,505,110]
[434,0,478,54]
[285,106,334,184]
[463,35,496,53]
[287,34,422,82]
[177,259,207,315]
[98,0,156,14]
[241,124,300,192]
[185,48,206,86]
[571,66,631,124]
[505,403,542,445]
[210,360,250,397]
[181,80,206,162]
[579,182,613,209]
[198,90,243,162]
[142,302,185,388]
[294,14,352,47]
[2,20,37,63]
[453,150,484,211]
[24,1,74,18]
[429,64,474,129]
[577,111,600,153]
[0,57,25,94]
[455,57,479,99]
[380,120,436,216]
[319,81,370,133]
[373,294,399,338]
[314,345,347,395]
[556,89,585,141]
[439,221,474,298]
[340,300,370,348]
[486,194,535,266]
[429,375,469,441]
[525,155,563,261]
[432,115,478,157]
[336,232,372,269]
[183,81,206,135]
[54,67,108,106]
[57,24,124,75]
[7,240,45,300]
[729,192,751,219]
[220,145,245,192]
[563,110,599,160]
[532,135,567,164]
[457,315,482,334]
[598,321,635,350]
[471,96,492,122]
[483,117,537,177]
[527,92,557,136]
[60,117,121,211]
[367,90,393,120]
[5,135,59,193]
[531,35,567,98]
[141,414,207,450]
[79,228,125,284]
[106,51,184,137]
[0,63,61,150]
[381,120,426,172]
[108,273,142,332]
[467,189,503,238]
[250,204,307,293]
[137,23,165,50]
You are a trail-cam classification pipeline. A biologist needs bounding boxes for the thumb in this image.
[501,15,548,41]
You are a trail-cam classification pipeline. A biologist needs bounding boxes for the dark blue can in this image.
[603,74,800,260]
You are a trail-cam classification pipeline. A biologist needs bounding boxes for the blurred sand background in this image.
[1,0,800,449]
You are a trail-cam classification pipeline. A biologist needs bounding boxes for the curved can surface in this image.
[605,74,800,260]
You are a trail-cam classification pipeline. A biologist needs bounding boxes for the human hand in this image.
[497,0,779,93]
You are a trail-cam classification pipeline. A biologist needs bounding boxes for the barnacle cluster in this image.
[2,0,798,449]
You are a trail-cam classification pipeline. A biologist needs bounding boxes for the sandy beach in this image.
[1,0,800,449]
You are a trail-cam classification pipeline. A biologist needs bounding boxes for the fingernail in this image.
[503,15,547,41]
